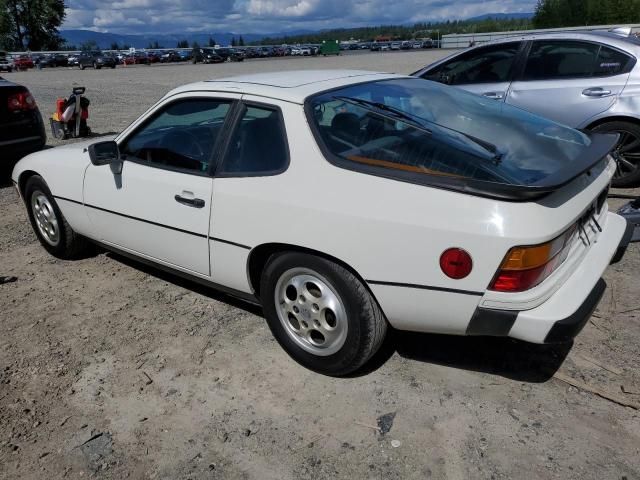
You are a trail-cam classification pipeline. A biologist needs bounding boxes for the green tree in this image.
[238,35,245,46]
[231,36,237,46]
[176,39,189,48]
[1,0,65,50]
[110,42,120,50]
[80,40,98,51]
[208,36,216,47]
[191,40,200,49]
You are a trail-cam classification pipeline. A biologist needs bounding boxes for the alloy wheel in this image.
[274,268,348,356]
[612,129,640,181]
[31,191,60,246]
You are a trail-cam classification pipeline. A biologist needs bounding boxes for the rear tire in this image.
[591,120,640,188]
[24,175,92,259]
[260,252,387,376]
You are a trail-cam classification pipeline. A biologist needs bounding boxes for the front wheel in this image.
[260,252,387,376]
[591,121,640,188]
[24,175,92,259]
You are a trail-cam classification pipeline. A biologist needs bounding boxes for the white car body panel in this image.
[11,70,629,345]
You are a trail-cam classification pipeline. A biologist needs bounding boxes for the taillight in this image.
[489,225,577,293]
[8,91,37,111]
[440,248,473,279]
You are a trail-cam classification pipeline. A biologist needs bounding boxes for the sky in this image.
[62,0,536,34]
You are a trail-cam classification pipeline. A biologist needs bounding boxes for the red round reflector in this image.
[440,248,473,279]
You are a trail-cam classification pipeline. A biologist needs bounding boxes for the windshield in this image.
[307,78,593,187]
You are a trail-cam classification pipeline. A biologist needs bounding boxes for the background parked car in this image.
[160,50,180,63]
[123,52,150,65]
[413,31,640,187]
[67,54,79,66]
[13,55,34,70]
[1,77,45,158]
[53,54,68,67]
[214,47,245,62]
[78,51,116,69]
[0,51,13,72]
[193,48,224,64]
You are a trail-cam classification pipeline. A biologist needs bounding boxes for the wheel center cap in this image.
[300,307,312,320]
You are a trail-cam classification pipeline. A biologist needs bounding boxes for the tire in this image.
[260,252,387,376]
[24,175,91,259]
[591,121,640,188]
[80,64,85,70]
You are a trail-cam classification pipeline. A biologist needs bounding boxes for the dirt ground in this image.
[1,52,640,480]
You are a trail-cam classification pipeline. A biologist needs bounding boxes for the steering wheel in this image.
[160,129,205,161]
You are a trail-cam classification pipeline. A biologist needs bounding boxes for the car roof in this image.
[482,31,640,53]
[169,70,406,104]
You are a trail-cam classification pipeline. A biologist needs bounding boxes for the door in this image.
[418,41,523,101]
[83,95,238,276]
[506,40,634,128]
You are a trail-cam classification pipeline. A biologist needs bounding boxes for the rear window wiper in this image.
[333,96,430,131]
[333,95,503,164]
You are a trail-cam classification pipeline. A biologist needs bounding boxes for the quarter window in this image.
[219,105,288,175]
[594,46,633,76]
[421,42,521,85]
[122,99,231,174]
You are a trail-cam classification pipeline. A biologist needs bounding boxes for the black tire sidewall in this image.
[24,176,69,257]
[261,252,373,375]
[592,121,640,188]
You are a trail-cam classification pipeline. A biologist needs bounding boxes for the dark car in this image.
[0,77,46,159]
[214,47,245,62]
[78,51,117,70]
[160,50,181,63]
[54,54,68,67]
[193,48,224,64]
[35,54,57,68]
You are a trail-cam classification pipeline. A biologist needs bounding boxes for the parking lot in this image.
[1,50,640,480]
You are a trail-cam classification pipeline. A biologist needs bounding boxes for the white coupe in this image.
[12,70,633,375]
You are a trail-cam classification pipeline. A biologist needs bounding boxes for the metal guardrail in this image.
[441,23,640,48]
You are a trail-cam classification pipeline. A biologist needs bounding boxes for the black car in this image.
[0,77,46,159]
[160,50,181,63]
[78,51,116,70]
[214,48,245,62]
[193,48,224,64]
[35,55,57,68]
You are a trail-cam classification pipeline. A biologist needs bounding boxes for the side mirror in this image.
[88,141,123,174]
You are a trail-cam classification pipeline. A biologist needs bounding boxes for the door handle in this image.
[582,88,612,97]
[174,194,205,208]
[482,91,505,100]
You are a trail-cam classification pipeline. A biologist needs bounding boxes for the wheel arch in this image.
[247,243,379,304]
[17,169,40,199]
[584,115,640,131]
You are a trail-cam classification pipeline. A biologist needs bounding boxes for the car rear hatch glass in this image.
[306,78,618,201]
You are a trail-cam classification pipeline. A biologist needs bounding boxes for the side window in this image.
[219,104,288,175]
[122,99,231,174]
[523,41,600,80]
[594,46,633,76]
[422,42,521,85]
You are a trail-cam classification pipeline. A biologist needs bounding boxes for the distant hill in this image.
[60,29,314,49]
[467,12,534,21]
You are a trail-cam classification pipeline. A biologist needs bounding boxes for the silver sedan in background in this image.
[413,31,640,187]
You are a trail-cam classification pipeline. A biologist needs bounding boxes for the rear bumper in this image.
[468,212,629,344]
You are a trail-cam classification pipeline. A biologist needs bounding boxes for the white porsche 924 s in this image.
[12,70,633,375]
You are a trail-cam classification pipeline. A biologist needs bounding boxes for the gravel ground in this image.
[1,50,640,480]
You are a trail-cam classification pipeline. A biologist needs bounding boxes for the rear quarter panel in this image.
[210,97,613,333]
